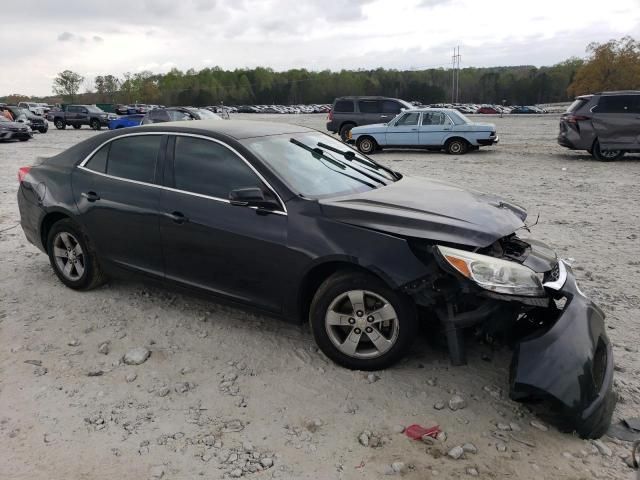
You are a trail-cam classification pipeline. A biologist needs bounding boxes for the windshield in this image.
[242,132,397,198]
[189,108,221,120]
[86,105,104,113]
[0,115,10,122]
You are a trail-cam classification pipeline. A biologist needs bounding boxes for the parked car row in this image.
[425,103,549,114]
[235,104,331,114]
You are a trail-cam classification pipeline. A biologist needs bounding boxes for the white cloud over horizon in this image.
[1,0,639,96]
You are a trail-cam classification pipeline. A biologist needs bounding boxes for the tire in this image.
[445,138,468,155]
[38,127,47,133]
[90,119,101,130]
[592,140,624,162]
[46,219,106,291]
[309,270,417,371]
[73,124,81,130]
[19,138,30,142]
[339,123,355,142]
[356,136,377,155]
[54,119,66,130]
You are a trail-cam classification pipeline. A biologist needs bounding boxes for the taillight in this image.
[18,166,31,183]
[327,110,333,121]
[566,114,590,124]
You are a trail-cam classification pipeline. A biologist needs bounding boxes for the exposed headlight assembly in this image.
[437,245,545,297]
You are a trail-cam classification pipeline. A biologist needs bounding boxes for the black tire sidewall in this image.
[54,120,65,129]
[310,271,417,371]
[90,120,101,130]
[339,124,355,141]
[593,140,623,162]
[46,220,96,290]
[357,137,375,154]
[447,139,467,155]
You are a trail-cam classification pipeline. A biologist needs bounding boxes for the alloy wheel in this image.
[324,290,399,359]
[53,232,85,281]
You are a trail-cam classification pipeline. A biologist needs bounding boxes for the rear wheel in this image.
[309,270,417,371]
[445,138,468,155]
[339,123,355,142]
[356,136,377,155]
[90,119,101,130]
[592,140,624,161]
[46,219,106,290]
[54,119,65,130]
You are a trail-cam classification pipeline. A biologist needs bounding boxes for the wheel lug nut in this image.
[356,310,364,317]
[348,318,355,324]
[367,316,374,322]
[354,328,361,334]
[365,326,373,333]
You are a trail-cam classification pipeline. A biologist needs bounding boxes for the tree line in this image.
[2,36,638,107]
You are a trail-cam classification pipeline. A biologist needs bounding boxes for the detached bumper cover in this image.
[510,263,615,438]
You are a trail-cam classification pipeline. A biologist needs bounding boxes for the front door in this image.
[386,111,421,145]
[72,133,167,276]
[159,135,288,312]
[418,111,452,146]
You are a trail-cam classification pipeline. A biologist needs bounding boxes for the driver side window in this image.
[395,112,420,126]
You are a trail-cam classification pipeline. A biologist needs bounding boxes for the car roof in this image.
[595,90,640,95]
[335,96,402,101]
[136,119,312,140]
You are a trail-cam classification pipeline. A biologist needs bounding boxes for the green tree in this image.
[52,70,84,102]
[568,36,640,96]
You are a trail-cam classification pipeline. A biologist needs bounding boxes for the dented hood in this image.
[319,176,527,247]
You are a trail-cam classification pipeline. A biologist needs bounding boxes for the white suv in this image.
[18,102,45,116]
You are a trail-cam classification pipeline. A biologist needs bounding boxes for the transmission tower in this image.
[451,46,461,103]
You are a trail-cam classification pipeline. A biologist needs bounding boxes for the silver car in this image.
[348,108,498,155]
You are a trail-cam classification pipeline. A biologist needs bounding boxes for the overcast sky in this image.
[1,0,639,96]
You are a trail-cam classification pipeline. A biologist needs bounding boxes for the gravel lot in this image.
[1,114,639,480]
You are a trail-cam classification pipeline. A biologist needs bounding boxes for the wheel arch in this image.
[444,135,470,146]
[296,260,394,324]
[40,210,74,253]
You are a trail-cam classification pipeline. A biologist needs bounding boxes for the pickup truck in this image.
[51,105,117,130]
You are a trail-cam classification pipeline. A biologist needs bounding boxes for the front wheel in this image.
[356,136,377,155]
[46,219,106,290]
[309,271,417,371]
[445,138,468,155]
[54,119,66,130]
[592,140,624,161]
[90,119,101,130]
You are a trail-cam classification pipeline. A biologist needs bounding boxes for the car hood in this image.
[352,123,387,133]
[0,120,28,129]
[319,176,527,247]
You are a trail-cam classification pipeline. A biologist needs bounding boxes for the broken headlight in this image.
[437,245,545,297]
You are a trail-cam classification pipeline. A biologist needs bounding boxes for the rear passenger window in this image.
[107,136,162,183]
[358,100,381,114]
[595,95,635,113]
[422,112,446,125]
[172,136,262,199]
[334,101,354,113]
[84,144,109,173]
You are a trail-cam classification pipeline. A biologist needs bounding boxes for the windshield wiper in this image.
[316,142,401,180]
[289,138,376,188]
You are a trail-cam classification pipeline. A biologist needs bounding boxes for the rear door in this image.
[73,133,166,276]
[419,111,452,146]
[385,111,421,145]
[592,95,640,148]
[159,134,288,312]
[357,99,384,126]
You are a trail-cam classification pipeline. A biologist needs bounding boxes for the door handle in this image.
[81,191,100,202]
[380,115,389,119]
[410,128,417,131]
[165,211,187,224]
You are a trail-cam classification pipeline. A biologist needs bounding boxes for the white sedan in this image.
[348,108,499,155]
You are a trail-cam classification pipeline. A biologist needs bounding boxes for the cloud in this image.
[57,31,74,41]
[93,35,104,42]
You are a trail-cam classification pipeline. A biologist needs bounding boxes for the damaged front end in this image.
[405,235,615,438]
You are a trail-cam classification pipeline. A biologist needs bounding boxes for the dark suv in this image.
[327,96,414,140]
[558,91,640,161]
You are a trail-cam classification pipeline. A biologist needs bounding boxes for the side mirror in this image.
[229,188,280,210]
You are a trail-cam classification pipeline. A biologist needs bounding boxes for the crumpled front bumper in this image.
[509,261,616,438]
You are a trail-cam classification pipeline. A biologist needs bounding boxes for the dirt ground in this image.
[1,114,639,480]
